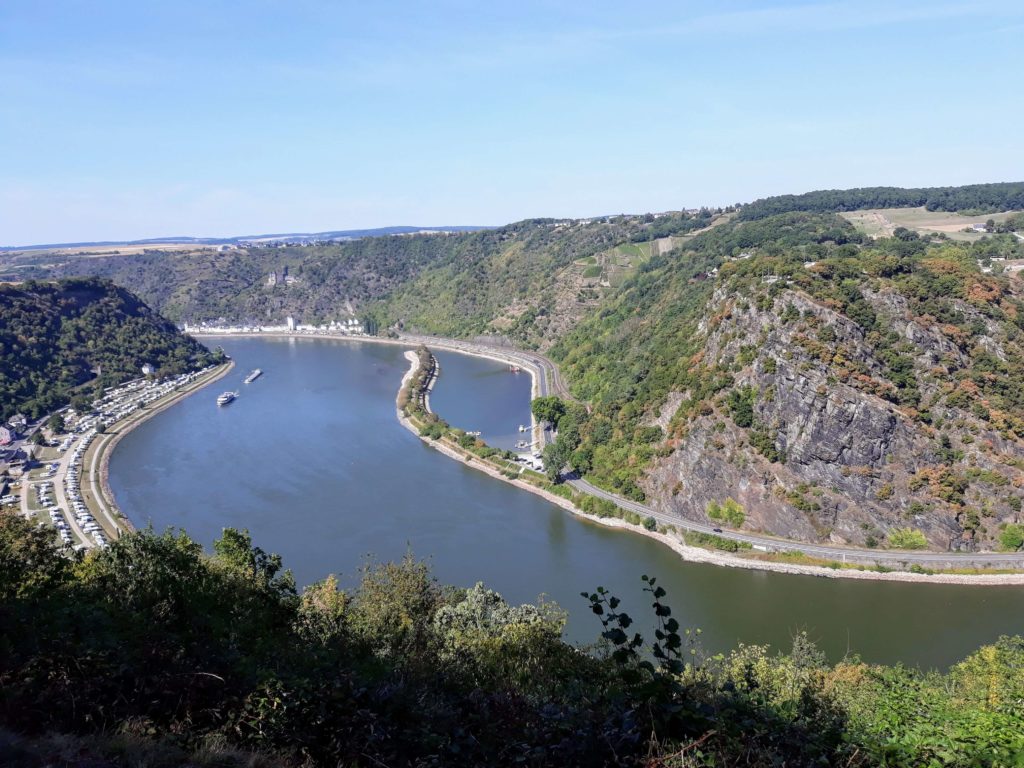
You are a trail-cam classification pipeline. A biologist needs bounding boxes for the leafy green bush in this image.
[2,515,1023,766]
[887,527,928,550]
[683,531,752,553]
[999,523,1024,551]
[419,422,446,439]
[727,386,757,428]
[707,497,746,528]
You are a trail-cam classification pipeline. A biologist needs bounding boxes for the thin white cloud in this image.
[668,1,1006,36]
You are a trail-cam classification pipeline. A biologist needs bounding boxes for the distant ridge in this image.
[1,225,493,252]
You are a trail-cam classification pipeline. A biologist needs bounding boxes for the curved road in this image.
[400,333,570,400]
[400,332,1024,569]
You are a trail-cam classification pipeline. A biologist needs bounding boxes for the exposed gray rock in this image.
[641,287,1024,551]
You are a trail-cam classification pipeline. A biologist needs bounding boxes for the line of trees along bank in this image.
[739,181,1024,220]
[1,514,1022,766]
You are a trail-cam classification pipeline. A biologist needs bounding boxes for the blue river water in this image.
[108,336,1024,667]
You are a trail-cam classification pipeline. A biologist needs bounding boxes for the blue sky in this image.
[2,1,1023,244]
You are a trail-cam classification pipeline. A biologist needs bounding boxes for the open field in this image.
[0,243,216,279]
[843,206,1022,241]
[612,241,653,261]
[2,242,217,258]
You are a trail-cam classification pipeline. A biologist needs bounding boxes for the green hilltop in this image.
[0,277,220,421]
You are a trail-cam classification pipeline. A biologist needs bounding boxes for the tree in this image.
[570,446,594,475]
[543,441,570,482]
[707,498,745,527]
[46,413,65,433]
[531,396,565,425]
[727,386,756,428]
[213,527,293,595]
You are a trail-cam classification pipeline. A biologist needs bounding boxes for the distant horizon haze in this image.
[3,177,1024,251]
[2,1,1022,244]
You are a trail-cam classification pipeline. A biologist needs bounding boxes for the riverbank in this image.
[192,329,1024,580]
[84,361,234,536]
[396,349,1024,585]
[195,330,548,447]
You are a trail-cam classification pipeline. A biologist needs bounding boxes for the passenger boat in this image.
[216,391,237,406]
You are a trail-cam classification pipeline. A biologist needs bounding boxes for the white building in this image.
[286,316,296,331]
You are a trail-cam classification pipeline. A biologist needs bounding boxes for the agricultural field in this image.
[843,206,1022,241]
[572,240,658,287]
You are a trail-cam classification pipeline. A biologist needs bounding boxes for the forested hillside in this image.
[739,181,1024,220]
[2,515,1021,767]
[4,184,1018,345]
[546,213,1024,550]
[1,212,714,345]
[4,184,1023,549]
[0,278,219,421]
[367,212,714,346]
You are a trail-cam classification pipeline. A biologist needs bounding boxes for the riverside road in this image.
[398,332,1024,569]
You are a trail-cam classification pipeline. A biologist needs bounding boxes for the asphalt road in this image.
[400,334,566,398]
[400,333,1024,567]
[567,474,1024,565]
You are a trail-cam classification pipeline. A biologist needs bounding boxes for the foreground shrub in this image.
[1,513,1021,766]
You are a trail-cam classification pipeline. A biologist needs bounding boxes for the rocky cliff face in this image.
[643,286,1024,551]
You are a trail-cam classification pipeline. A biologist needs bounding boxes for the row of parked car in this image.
[34,481,74,545]
[36,368,216,549]
[63,427,108,548]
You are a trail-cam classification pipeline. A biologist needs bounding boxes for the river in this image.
[108,336,1024,668]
